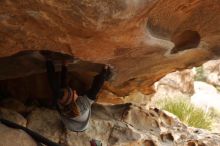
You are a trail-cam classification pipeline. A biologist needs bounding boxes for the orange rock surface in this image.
[0,0,219,95]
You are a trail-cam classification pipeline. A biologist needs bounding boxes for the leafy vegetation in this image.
[157,98,214,130]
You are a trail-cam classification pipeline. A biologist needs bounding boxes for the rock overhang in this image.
[0,0,219,96]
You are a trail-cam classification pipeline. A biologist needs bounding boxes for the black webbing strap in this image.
[0,118,61,146]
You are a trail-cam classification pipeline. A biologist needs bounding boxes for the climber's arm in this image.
[86,65,112,100]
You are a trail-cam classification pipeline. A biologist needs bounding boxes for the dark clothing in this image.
[61,65,68,89]
[46,61,63,100]
[86,72,106,100]
[46,61,105,101]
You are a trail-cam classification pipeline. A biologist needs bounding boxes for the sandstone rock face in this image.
[65,104,220,146]
[191,81,220,112]
[0,107,27,126]
[0,0,219,95]
[152,69,195,104]
[203,60,220,86]
[0,103,220,146]
[97,89,124,105]
[26,108,63,143]
[0,124,37,146]
[97,90,151,106]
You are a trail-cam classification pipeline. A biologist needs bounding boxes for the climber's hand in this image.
[100,65,113,81]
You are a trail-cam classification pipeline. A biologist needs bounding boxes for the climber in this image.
[43,52,112,132]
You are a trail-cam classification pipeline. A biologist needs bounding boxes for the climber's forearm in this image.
[86,73,106,100]
[86,65,112,100]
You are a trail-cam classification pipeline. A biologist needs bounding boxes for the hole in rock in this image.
[144,140,155,146]
[187,141,197,146]
[0,50,104,110]
[160,133,174,142]
[171,30,201,54]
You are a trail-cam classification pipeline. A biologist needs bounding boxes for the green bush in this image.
[157,98,214,130]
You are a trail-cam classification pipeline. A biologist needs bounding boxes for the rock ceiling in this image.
[0,0,219,95]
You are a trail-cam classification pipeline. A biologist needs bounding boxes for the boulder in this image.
[191,81,220,112]
[26,108,63,143]
[0,107,27,127]
[66,103,220,146]
[0,103,220,146]
[0,124,37,146]
[203,60,220,86]
[152,69,195,104]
